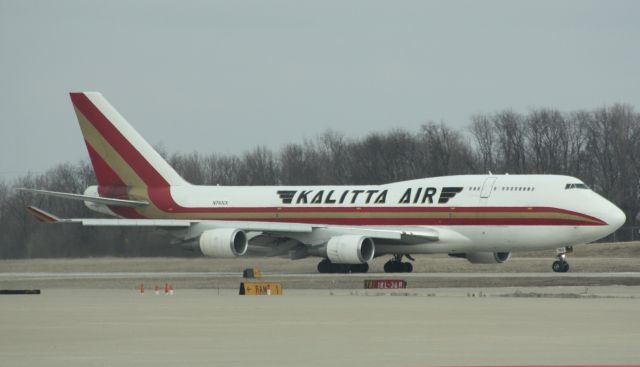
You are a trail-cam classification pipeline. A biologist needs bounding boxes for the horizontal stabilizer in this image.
[25,206,192,227]
[17,188,149,208]
[71,218,193,227]
[26,206,61,223]
[22,207,318,231]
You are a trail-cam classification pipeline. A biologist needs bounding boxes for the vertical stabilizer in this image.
[70,92,187,190]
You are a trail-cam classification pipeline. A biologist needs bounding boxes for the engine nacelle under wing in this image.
[451,251,511,264]
[199,228,248,258]
[326,235,375,264]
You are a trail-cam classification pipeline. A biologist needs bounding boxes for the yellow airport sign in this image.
[239,282,282,295]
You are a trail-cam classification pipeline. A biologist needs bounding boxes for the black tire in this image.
[403,262,413,273]
[384,261,393,273]
[552,261,563,272]
[351,263,369,273]
[561,262,570,273]
[391,262,401,273]
[387,261,400,273]
[318,259,331,273]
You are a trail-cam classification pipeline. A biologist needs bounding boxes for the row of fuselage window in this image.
[468,186,536,192]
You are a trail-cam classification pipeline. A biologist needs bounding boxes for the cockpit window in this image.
[565,183,589,190]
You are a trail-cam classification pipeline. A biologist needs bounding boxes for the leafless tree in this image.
[470,114,496,173]
[525,108,568,173]
[493,110,527,173]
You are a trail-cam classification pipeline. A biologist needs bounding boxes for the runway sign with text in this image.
[364,279,407,289]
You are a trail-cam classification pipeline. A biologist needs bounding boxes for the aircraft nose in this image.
[605,204,626,231]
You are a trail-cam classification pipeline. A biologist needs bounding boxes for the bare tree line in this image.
[1,104,638,258]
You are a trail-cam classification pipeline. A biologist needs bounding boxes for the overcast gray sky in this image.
[1,0,638,179]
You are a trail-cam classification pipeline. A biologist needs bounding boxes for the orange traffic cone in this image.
[164,283,169,295]
[168,284,174,295]
[139,283,145,295]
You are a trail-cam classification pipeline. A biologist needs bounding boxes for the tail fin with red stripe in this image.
[69,92,188,190]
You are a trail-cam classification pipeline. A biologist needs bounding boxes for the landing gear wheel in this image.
[383,261,393,273]
[352,263,369,273]
[552,247,572,273]
[318,259,331,273]
[384,254,414,273]
[354,263,369,273]
[335,264,349,274]
[317,259,369,273]
[383,261,398,273]
[552,260,570,273]
[383,260,413,273]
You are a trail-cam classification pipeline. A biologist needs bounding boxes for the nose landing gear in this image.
[552,246,572,273]
[383,254,414,273]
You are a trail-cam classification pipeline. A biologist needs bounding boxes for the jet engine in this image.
[198,228,248,258]
[326,235,375,264]
[450,251,511,264]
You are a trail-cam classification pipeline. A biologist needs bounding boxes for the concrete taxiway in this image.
[2,255,639,366]
[2,271,640,290]
[1,288,639,367]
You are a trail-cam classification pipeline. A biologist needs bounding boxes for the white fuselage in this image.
[90,174,626,255]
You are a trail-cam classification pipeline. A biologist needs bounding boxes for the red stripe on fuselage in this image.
[133,205,594,215]
[128,204,600,226]
[188,217,600,226]
[129,202,606,226]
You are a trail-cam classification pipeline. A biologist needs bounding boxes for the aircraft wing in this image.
[26,206,439,243]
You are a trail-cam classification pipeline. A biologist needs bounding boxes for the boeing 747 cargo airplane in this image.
[21,92,626,273]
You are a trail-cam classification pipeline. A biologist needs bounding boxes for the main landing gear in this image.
[552,246,572,273]
[383,254,414,273]
[317,259,369,274]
